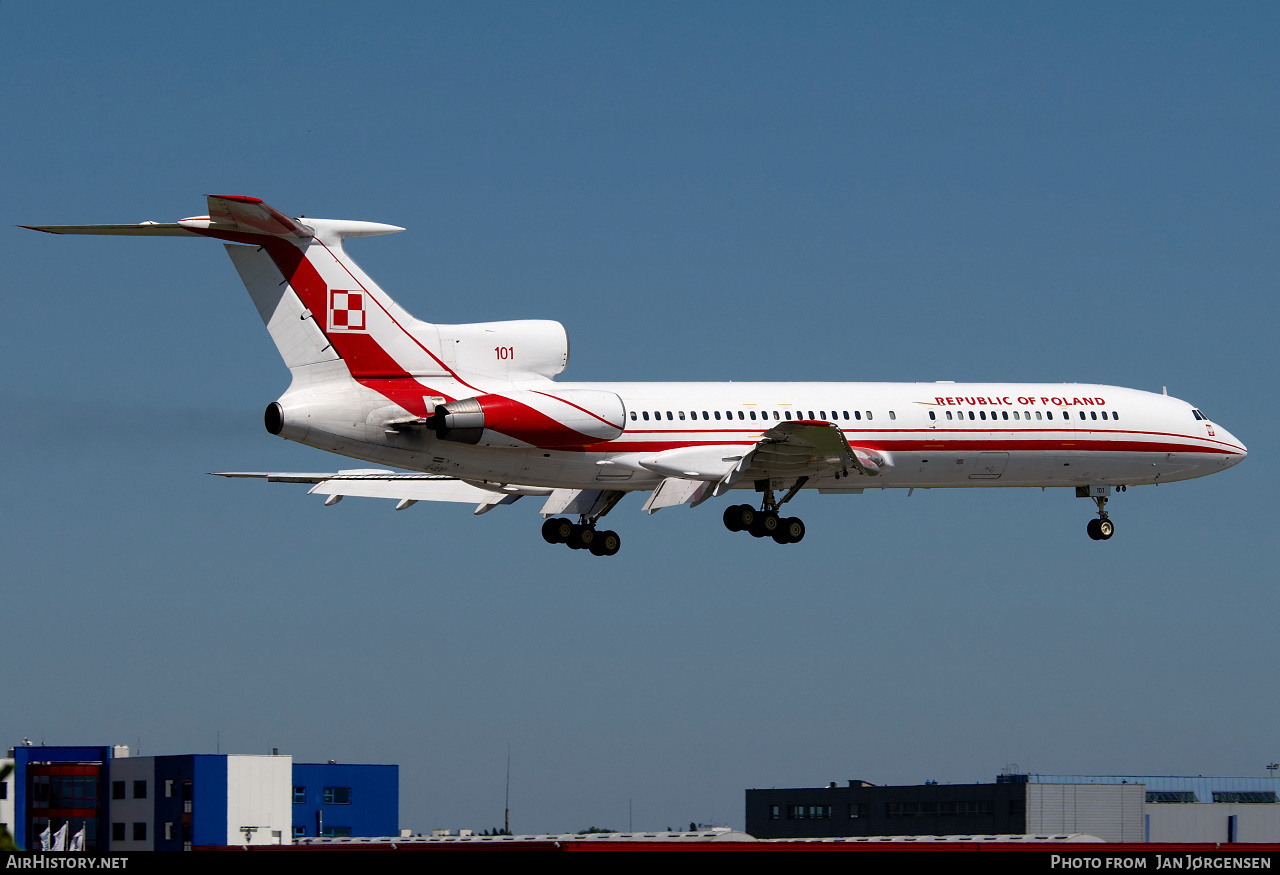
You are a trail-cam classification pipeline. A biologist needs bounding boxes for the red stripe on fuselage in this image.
[530,390,624,431]
[478,394,603,447]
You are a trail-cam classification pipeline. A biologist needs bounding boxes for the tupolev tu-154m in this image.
[25,195,1247,556]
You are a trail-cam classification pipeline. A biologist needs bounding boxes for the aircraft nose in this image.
[1218,426,1246,465]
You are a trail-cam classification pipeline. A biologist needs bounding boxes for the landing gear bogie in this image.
[542,516,622,556]
[724,479,808,546]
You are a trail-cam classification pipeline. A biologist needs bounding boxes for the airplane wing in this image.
[638,421,891,512]
[717,420,890,494]
[212,469,552,515]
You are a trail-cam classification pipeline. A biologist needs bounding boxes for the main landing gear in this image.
[541,517,622,556]
[723,478,807,545]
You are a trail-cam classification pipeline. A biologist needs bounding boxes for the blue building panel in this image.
[291,763,398,838]
[191,756,228,848]
[11,746,114,851]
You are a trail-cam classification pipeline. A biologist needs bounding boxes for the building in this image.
[747,774,1280,842]
[291,762,398,839]
[1,757,14,842]
[8,745,397,850]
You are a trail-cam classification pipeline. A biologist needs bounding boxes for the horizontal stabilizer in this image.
[21,222,199,236]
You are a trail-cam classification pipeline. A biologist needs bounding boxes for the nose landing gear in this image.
[1086,491,1115,541]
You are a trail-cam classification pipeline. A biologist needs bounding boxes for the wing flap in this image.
[642,477,713,514]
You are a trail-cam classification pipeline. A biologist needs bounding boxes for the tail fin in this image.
[26,195,569,387]
[192,196,458,381]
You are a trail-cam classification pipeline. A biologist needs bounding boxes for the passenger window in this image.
[738,411,745,420]
[1001,411,1008,420]
[666,411,673,420]
[642,411,649,421]
[820,411,827,420]
[843,411,850,420]
[1101,411,1107,420]
[702,411,709,420]
[929,411,936,421]
[889,411,896,420]
[1112,411,1119,420]
[854,411,862,420]
[866,412,873,421]
[968,411,975,420]
[1091,411,1097,420]
[1079,411,1086,420]
[714,411,721,420]
[1012,411,1020,420]
[773,411,780,420]
[808,411,815,420]
[630,411,637,421]
[784,410,792,420]
[979,411,987,420]
[945,411,953,420]
[1035,411,1042,420]
[749,410,757,420]
[678,411,686,420]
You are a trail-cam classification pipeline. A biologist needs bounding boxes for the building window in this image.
[1213,792,1278,804]
[293,826,306,838]
[112,823,125,842]
[165,823,173,841]
[293,786,306,804]
[112,781,126,800]
[133,823,146,841]
[133,780,147,799]
[1147,792,1196,803]
[321,827,351,838]
[0,782,6,799]
[323,787,352,805]
[165,780,173,798]
[770,805,780,820]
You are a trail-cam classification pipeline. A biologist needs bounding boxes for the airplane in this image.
[24,195,1247,556]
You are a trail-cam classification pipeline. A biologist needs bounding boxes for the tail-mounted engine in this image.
[429,389,626,448]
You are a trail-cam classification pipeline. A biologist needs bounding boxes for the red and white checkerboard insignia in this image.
[328,290,367,332]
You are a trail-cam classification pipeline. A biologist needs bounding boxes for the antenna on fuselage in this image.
[1163,386,1168,395]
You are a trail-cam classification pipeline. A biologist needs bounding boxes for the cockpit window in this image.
[1192,408,1209,421]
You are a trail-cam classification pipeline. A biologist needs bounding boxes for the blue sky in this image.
[3,3,1277,834]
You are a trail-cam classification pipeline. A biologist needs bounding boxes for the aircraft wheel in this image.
[723,505,745,532]
[566,524,586,549]
[592,530,621,556]
[783,517,805,543]
[763,511,780,534]
[1098,518,1114,540]
[732,505,756,532]
[576,526,597,551]
[750,511,779,539]
[543,517,571,544]
[1086,519,1102,540]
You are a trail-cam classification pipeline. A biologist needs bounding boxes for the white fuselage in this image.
[285,377,1246,493]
